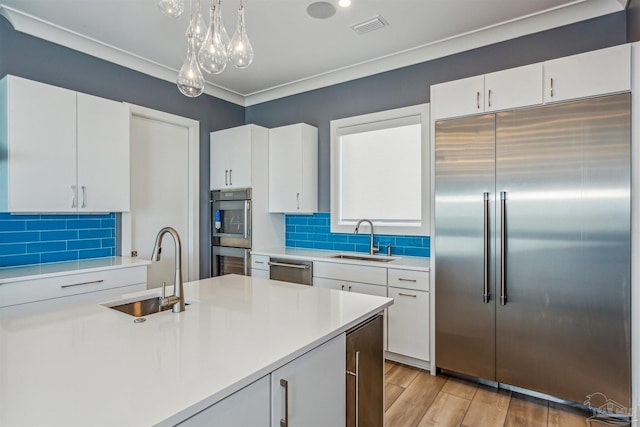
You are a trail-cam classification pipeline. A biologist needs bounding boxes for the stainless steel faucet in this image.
[151,227,185,313]
[354,219,380,255]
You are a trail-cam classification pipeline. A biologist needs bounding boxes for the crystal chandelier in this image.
[158,0,254,98]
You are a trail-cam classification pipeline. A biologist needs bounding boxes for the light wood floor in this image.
[384,361,628,427]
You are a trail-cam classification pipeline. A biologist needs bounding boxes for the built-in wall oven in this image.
[211,188,252,277]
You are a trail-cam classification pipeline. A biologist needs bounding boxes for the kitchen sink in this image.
[329,253,397,262]
[105,296,191,317]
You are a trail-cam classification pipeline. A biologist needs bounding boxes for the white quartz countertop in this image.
[0,256,151,284]
[251,247,430,272]
[0,274,392,427]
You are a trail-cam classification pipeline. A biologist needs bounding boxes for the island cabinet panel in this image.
[271,333,346,427]
[178,376,270,427]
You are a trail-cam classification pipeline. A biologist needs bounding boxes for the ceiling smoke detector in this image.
[351,15,388,35]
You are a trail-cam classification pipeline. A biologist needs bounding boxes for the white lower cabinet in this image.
[387,286,430,361]
[178,376,270,427]
[271,333,346,427]
[313,261,430,365]
[250,254,270,279]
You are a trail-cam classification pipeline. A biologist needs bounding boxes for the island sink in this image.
[105,296,191,317]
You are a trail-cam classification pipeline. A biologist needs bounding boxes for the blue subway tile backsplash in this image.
[285,212,430,257]
[0,213,116,268]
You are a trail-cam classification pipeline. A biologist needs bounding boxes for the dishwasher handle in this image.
[268,261,311,270]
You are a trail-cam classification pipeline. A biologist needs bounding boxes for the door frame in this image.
[121,103,200,281]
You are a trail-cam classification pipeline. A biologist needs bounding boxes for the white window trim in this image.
[330,103,430,236]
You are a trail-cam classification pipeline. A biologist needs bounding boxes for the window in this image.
[330,104,429,235]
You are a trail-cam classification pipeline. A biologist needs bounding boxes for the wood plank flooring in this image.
[384,361,628,427]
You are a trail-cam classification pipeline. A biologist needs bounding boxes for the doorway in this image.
[121,104,199,288]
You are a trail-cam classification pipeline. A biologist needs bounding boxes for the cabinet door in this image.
[77,93,130,212]
[229,126,252,188]
[430,75,484,120]
[210,132,231,189]
[271,334,345,427]
[269,125,302,212]
[387,287,429,361]
[178,376,270,427]
[543,44,631,103]
[210,126,252,189]
[485,63,543,112]
[6,76,77,212]
[347,281,386,297]
[313,277,347,291]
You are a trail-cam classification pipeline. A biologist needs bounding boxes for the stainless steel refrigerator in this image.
[434,93,631,408]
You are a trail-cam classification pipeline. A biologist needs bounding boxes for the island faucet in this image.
[151,227,185,313]
[354,219,380,255]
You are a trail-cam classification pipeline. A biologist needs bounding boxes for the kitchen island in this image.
[0,274,392,426]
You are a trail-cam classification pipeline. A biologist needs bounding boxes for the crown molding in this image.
[0,5,246,106]
[1,1,625,108]
[243,0,623,106]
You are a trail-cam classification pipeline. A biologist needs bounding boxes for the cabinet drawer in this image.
[388,268,429,291]
[313,261,386,286]
[0,266,147,308]
[251,255,270,271]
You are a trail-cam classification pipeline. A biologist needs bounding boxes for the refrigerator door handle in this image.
[500,191,507,305]
[483,192,490,303]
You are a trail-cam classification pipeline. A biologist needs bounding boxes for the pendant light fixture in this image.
[158,0,254,97]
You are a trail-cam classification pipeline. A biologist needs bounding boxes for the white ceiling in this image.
[0,0,627,106]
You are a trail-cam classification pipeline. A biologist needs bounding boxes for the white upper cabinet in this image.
[269,123,318,213]
[0,75,129,213]
[431,75,485,120]
[210,125,254,189]
[432,44,631,121]
[77,93,130,212]
[543,44,631,104]
[484,63,543,112]
[431,64,542,120]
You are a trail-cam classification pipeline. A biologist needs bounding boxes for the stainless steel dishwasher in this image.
[268,258,313,285]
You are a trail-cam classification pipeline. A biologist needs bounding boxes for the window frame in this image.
[330,103,430,236]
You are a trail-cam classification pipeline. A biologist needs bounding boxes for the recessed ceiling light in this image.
[338,0,351,7]
[307,2,336,19]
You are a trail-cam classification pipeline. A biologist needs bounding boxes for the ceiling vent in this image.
[351,15,388,35]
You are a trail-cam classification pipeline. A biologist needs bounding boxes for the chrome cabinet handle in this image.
[397,278,417,282]
[224,170,228,185]
[61,279,104,289]
[296,193,300,210]
[500,191,507,305]
[81,185,87,208]
[348,285,352,292]
[229,169,232,185]
[279,378,289,427]
[341,284,345,291]
[346,351,360,427]
[488,89,492,107]
[254,261,265,264]
[70,185,77,208]
[268,261,310,269]
[476,91,480,109]
[398,292,417,298]
[550,78,554,98]
[483,192,490,303]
